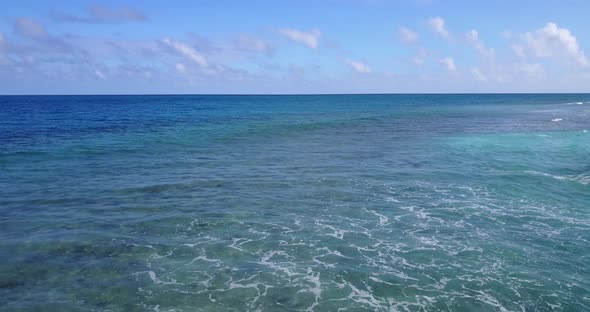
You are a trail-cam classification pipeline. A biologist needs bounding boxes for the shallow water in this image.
[1,94,589,311]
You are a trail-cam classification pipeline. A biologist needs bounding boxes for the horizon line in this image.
[1,92,590,96]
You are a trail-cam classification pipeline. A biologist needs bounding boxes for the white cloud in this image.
[278,28,320,49]
[345,59,371,73]
[465,29,494,59]
[470,68,487,81]
[465,29,480,42]
[0,33,7,64]
[516,62,544,78]
[412,48,427,65]
[501,30,513,39]
[14,17,48,39]
[236,34,273,54]
[0,33,6,49]
[399,26,419,43]
[95,69,106,80]
[12,18,75,54]
[440,57,456,72]
[175,63,186,73]
[162,38,208,67]
[491,62,545,83]
[522,22,588,67]
[512,44,526,59]
[427,17,449,38]
[52,5,147,24]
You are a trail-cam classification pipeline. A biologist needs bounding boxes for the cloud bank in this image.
[522,22,588,67]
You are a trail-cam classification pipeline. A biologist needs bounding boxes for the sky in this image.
[1,0,589,94]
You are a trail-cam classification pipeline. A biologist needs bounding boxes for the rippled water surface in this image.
[1,94,589,311]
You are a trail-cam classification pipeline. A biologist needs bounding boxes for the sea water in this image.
[1,94,589,311]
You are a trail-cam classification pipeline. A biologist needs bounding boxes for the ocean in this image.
[1,94,589,311]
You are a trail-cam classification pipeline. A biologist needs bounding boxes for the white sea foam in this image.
[228,281,259,290]
[383,196,400,203]
[368,276,399,286]
[131,178,588,311]
[228,237,254,253]
[150,250,173,259]
[473,290,510,312]
[525,170,590,185]
[313,247,350,268]
[228,280,273,307]
[362,208,389,226]
[257,250,298,277]
[143,271,180,285]
[315,221,349,240]
[297,268,322,312]
[342,280,386,309]
[417,236,439,246]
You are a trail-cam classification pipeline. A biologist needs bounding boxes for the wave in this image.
[525,170,590,185]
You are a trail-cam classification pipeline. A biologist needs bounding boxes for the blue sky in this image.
[1,0,589,94]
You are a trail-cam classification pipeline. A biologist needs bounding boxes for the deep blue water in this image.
[1,94,589,311]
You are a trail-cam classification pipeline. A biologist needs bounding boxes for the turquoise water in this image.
[1,94,589,311]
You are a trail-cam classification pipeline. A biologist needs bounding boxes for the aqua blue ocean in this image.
[1,94,589,311]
